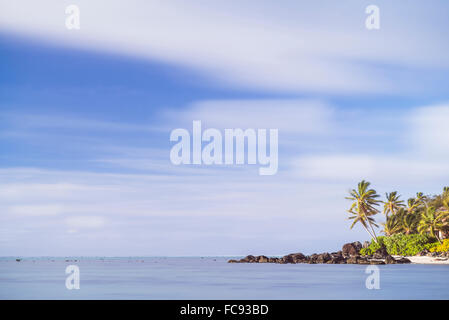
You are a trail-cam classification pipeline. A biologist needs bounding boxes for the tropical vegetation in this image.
[347,181,449,255]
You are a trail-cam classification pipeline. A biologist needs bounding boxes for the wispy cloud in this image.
[1,101,449,255]
[1,1,448,94]
[167,99,334,135]
[408,103,449,156]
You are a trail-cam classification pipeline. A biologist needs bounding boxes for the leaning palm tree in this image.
[346,180,381,243]
[383,191,404,217]
[382,214,402,236]
[418,207,449,243]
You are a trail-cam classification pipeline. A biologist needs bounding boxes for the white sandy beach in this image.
[399,256,449,265]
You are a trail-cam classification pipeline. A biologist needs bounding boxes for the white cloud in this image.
[168,99,333,135]
[2,100,449,255]
[295,154,449,186]
[292,102,449,192]
[408,103,449,156]
[1,1,447,94]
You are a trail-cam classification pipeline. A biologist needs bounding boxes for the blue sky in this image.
[1,1,449,256]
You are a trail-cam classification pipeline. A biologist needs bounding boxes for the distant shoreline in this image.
[402,256,449,265]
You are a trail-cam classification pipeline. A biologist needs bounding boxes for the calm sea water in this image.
[0,257,448,299]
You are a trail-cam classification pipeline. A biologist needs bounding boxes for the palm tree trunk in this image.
[368,221,379,243]
[361,223,377,243]
[361,209,379,244]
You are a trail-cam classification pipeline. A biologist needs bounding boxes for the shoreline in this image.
[401,256,449,265]
[228,241,449,266]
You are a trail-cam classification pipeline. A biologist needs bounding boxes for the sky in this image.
[1,0,449,256]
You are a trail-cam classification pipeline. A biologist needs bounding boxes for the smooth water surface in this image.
[0,257,448,299]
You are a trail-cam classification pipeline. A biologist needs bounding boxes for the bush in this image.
[360,237,386,256]
[429,239,449,252]
[360,234,435,256]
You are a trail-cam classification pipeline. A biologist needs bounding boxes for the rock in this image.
[283,252,307,263]
[345,256,360,264]
[231,241,413,265]
[384,255,397,264]
[342,242,362,257]
[335,256,346,264]
[363,241,370,249]
[331,251,343,257]
[281,255,294,264]
[327,252,346,264]
[353,241,362,250]
[373,247,389,259]
[291,252,306,261]
[308,253,319,264]
[344,255,371,264]
[16,258,21,262]
[316,252,332,264]
[395,257,411,264]
[240,255,256,263]
[357,257,370,264]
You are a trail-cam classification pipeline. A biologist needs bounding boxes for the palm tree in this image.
[382,214,402,236]
[406,198,420,214]
[438,194,449,239]
[418,207,449,243]
[442,192,449,211]
[383,191,404,217]
[346,180,381,243]
[415,192,428,207]
[400,208,418,235]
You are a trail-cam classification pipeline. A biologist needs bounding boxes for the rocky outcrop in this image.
[395,257,412,264]
[342,242,362,257]
[228,242,411,265]
[372,247,389,259]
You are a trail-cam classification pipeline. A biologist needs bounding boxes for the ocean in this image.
[0,257,448,299]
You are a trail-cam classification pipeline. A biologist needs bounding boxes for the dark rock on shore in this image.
[373,247,389,259]
[385,255,396,264]
[228,242,411,265]
[395,257,412,264]
[342,241,362,257]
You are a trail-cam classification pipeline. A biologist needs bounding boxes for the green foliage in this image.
[360,234,435,256]
[360,237,385,256]
[348,184,449,253]
[429,239,449,252]
[382,214,402,236]
[418,207,448,241]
